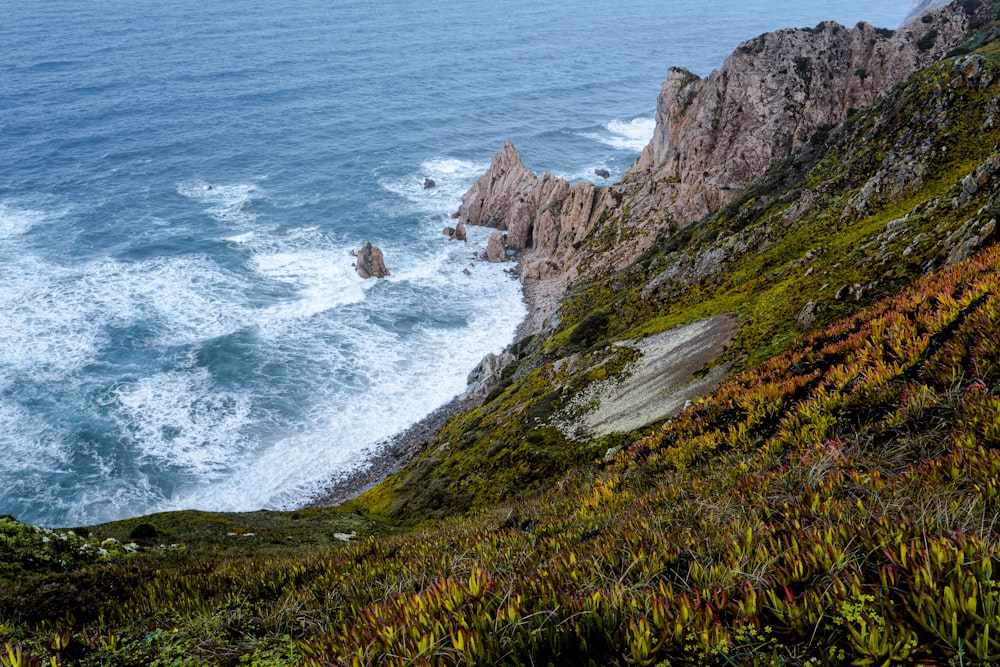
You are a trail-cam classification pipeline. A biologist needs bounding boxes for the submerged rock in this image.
[594,168,611,179]
[356,241,390,279]
[423,178,436,189]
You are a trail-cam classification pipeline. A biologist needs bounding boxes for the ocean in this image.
[1,0,912,526]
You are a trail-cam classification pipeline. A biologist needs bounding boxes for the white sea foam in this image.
[0,402,68,476]
[110,366,253,476]
[156,253,526,513]
[251,249,369,324]
[586,117,656,152]
[81,255,251,346]
[223,231,256,244]
[176,180,263,225]
[0,256,104,378]
[552,162,618,184]
[124,214,526,514]
[0,202,49,238]
[0,248,254,384]
[378,157,488,213]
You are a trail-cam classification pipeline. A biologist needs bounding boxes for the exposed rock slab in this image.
[557,315,739,439]
[460,350,516,400]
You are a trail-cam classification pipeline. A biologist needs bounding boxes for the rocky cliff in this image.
[904,0,954,24]
[457,141,609,284]
[459,0,987,294]
[624,1,977,223]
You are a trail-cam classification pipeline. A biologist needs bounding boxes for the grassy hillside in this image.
[3,15,1000,667]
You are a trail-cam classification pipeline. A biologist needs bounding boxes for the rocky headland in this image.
[10,2,1000,664]
[449,0,987,406]
[320,0,996,508]
[459,1,980,299]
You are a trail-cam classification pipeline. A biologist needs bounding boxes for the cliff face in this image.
[459,1,985,289]
[625,2,977,224]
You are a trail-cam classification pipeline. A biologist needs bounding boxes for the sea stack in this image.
[355,241,390,279]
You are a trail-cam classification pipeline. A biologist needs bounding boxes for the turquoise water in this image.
[0,0,911,526]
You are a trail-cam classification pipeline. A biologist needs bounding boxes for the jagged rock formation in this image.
[458,2,986,291]
[620,1,982,241]
[458,142,608,281]
[355,241,390,279]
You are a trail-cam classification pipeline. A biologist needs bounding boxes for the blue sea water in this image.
[1,0,912,526]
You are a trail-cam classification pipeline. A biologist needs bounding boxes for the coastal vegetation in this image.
[3,4,1000,665]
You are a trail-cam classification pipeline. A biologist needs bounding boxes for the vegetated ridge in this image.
[2,1,1000,665]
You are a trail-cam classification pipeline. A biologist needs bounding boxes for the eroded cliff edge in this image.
[458,0,985,314]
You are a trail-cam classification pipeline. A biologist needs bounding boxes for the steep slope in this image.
[6,193,1000,667]
[301,243,1000,665]
[350,28,1000,527]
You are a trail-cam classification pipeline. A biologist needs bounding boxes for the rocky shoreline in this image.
[304,395,479,508]
[301,0,983,509]
[305,235,558,508]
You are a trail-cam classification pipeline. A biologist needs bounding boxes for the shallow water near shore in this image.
[1,0,911,526]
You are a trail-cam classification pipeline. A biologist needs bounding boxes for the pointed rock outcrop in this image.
[458,141,538,230]
[625,2,982,225]
[458,142,608,280]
